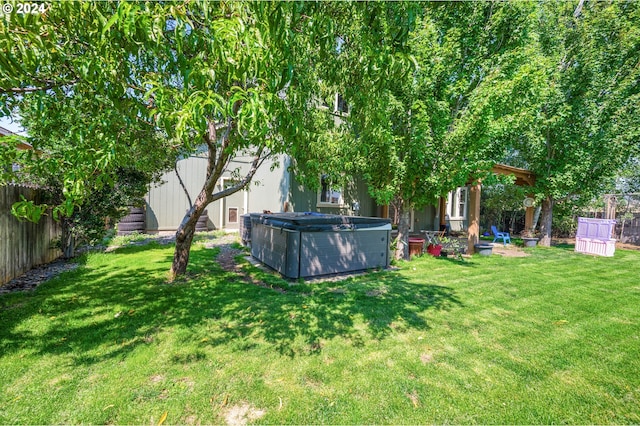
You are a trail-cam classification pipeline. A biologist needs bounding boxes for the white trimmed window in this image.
[336,94,349,114]
[317,174,344,207]
[447,187,468,220]
[320,93,349,115]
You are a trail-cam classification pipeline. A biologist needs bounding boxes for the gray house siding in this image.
[248,155,291,213]
[146,155,211,231]
[144,151,467,233]
[413,206,438,232]
[288,174,378,217]
[145,153,289,232]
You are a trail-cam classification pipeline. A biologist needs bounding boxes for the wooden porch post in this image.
[524,206,534,233]
[467,183,481,254]
[524,195,535,232]
[381,204,389,219]
[605,195,616,220]
[439,196,447,231]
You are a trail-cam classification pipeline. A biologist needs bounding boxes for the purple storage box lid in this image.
[576,217,616,241]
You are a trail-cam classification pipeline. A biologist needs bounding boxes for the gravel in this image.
[0,260,80,295]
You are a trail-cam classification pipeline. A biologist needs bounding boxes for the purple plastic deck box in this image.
[575,217,616,257]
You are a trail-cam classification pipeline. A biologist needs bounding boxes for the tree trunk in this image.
[395,203,411,260]
[169,201,206,280]
[167,118,268,280]
[539,196,554,246]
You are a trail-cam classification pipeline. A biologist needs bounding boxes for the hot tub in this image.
[250,212,391,278]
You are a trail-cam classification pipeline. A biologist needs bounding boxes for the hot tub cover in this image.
[250,212,391,232]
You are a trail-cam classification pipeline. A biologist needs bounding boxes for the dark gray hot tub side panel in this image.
[299,230,390,278]
[251,220,390,278]
[251,224,300,278]
[250,213,391,278]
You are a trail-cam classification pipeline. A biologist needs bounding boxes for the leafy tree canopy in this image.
[304,2,540,258]
[496,1,640,244]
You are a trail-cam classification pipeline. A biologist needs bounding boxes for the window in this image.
[457,187,467,218]
[318,174,344,207]
[448,187,468,219]
[319,93,349,115]
[336,94,349,114]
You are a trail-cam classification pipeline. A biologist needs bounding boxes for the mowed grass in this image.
[1,237,639,424]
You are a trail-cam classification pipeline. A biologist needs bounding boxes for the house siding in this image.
[288,174,378,217]
[145,151,467,233]
[146,155,211,231]
[145,153,289,232]
[413,206,438,232]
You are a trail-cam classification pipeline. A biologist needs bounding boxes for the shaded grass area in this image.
[1,238,639,424]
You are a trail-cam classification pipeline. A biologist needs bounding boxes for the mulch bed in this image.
[0,260,79,295]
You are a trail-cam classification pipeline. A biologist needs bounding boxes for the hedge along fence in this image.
[1,184,62,286]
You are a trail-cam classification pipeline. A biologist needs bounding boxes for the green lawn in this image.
[1,237,639,424]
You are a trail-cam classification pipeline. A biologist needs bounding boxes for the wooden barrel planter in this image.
[117,207,146,235]
[409,237,425,257]
[195,210,209,232]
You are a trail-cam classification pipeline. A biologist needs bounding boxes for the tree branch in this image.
[174,161,193,208]
[209,145,269,202]
[0,80,79,94]
[205,119,218,180]
[573,0,585,19]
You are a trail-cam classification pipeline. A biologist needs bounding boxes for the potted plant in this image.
[439,236,467,259]
[521,228,539,247]
[427,243,442,257]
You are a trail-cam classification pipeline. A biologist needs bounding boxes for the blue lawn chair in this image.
[491,225,511,245]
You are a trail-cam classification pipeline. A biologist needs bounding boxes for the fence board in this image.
[1,185,62,286]
[617,216,640,245]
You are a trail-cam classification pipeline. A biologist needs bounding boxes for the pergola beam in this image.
[491,164,536,187]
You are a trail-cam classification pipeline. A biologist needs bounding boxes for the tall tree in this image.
[138,2,417,278]
[333,2,537,259]
[1,2,168,209]
[1,2,177,255]
[504,1,640,246]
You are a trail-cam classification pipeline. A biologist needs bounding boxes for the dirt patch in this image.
[222,403,266,426]
[420,352,434,364]
[366,287,389,297]
[149,374,165,383]
[490,244,529,257]
[213,245,245,273]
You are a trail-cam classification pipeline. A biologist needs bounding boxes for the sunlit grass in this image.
[1,239,639,424]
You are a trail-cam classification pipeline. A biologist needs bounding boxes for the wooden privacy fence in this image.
[1,185,62,286]
[603,193,640,246]
[616,215,640,246]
